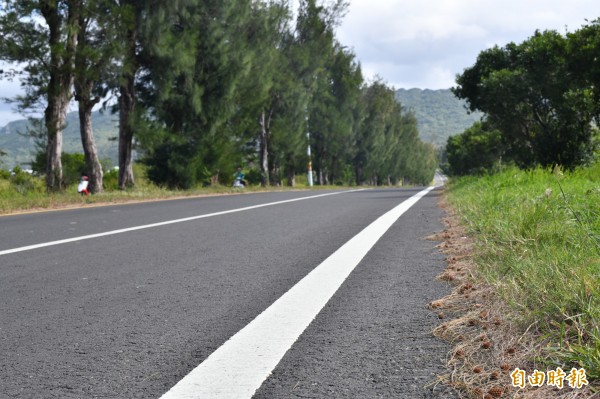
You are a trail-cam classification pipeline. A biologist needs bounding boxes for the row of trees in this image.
[0,0,436,192]
[448,20,600,175]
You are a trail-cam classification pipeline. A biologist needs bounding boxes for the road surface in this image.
[0,188,456,398]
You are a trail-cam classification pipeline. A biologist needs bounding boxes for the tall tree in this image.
[73,0,120,193]
[233,0,293,187]
[138,0,255,188]
[355,80,394,185]
[353,79,435,186]
[114,0,144,189]
[310,43,363,185]
[294,0,348,185]
[40,0,79,191]
[454,30,596,168]
[0,0,80,190]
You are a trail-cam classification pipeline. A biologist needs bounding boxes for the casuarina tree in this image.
[0,0,80,191]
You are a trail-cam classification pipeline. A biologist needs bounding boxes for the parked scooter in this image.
[233,168,246,188]
[77,175,89,196]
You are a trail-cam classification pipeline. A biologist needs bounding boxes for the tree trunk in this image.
[286,164,295,187]
[40,0,79,191]
[258,109,272,187]
[44,96,67,191]
[119,75,136,189]
[355,165,362,185]
[77,96,103,193]
[74,10,103,194]
[118,23,137,189]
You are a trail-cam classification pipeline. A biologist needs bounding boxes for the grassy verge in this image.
[444,163,599,392]
[0,165,353,215]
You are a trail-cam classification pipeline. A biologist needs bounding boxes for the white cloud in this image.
[337,0,600,89]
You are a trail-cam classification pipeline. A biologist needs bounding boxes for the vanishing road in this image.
[0,187,456,398]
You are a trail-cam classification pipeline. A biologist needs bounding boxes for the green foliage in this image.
[1,0,439,191]
[567,19,600,127]
[0,168,10,180]
[354,80,436,185]
[244,168,262,186]
[309,42,363,185]
[102,168,119,191]
[31,151,87,186]
[6,166,44,195]
[446,121,503,176]
[447,163,600,380]
[454,28,598,169]
[0,0,51,109]
[137,0,257,188]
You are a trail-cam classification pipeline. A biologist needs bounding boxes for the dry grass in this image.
[428,194,599,399]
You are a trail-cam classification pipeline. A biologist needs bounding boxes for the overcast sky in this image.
[1,0,600,126]
[336,0,600,89]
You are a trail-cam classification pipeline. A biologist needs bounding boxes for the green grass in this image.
[446,163,600,381]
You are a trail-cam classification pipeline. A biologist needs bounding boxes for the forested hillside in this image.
[0,112,119,169]
[395,88,482,147]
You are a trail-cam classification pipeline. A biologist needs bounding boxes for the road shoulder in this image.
[254,188,458,398]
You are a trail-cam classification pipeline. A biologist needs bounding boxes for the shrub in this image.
[10,166,44,195]
[31,151,87,186]
[103,168,119,191]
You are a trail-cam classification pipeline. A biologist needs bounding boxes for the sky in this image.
[336,0,600,89]
[1,0,600,127]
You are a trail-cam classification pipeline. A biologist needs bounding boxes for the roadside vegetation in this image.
[447,21,600,175]
[0,162,350,215]
[0,0,436,194]
[436,18,600,397]
[438,163,599,397]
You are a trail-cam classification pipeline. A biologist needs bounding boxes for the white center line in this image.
[159,186,435,399]
[0,190,363,256]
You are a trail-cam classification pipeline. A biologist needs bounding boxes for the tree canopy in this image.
[452,23,600,172]
[1,0,437,189]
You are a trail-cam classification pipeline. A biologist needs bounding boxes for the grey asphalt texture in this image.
[0,188,456,398]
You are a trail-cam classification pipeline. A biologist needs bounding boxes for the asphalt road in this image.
[0,188,456,398]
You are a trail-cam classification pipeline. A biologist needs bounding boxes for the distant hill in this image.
[1,89,480,168]
[0,111,119,169]
[395,88,483,147]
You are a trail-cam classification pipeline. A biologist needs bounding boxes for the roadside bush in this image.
[0,168,10,180]
[244,168,262,186]
[9,166,44,195]
[446,121,503,176]
[32,151,87,186]
[103,168,119,191]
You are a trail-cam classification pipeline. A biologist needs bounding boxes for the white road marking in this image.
[159,186,435,399]
[0,190,363,256]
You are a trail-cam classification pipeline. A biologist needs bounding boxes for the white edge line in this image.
[0,190,365,256]
[159,186,435,399]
